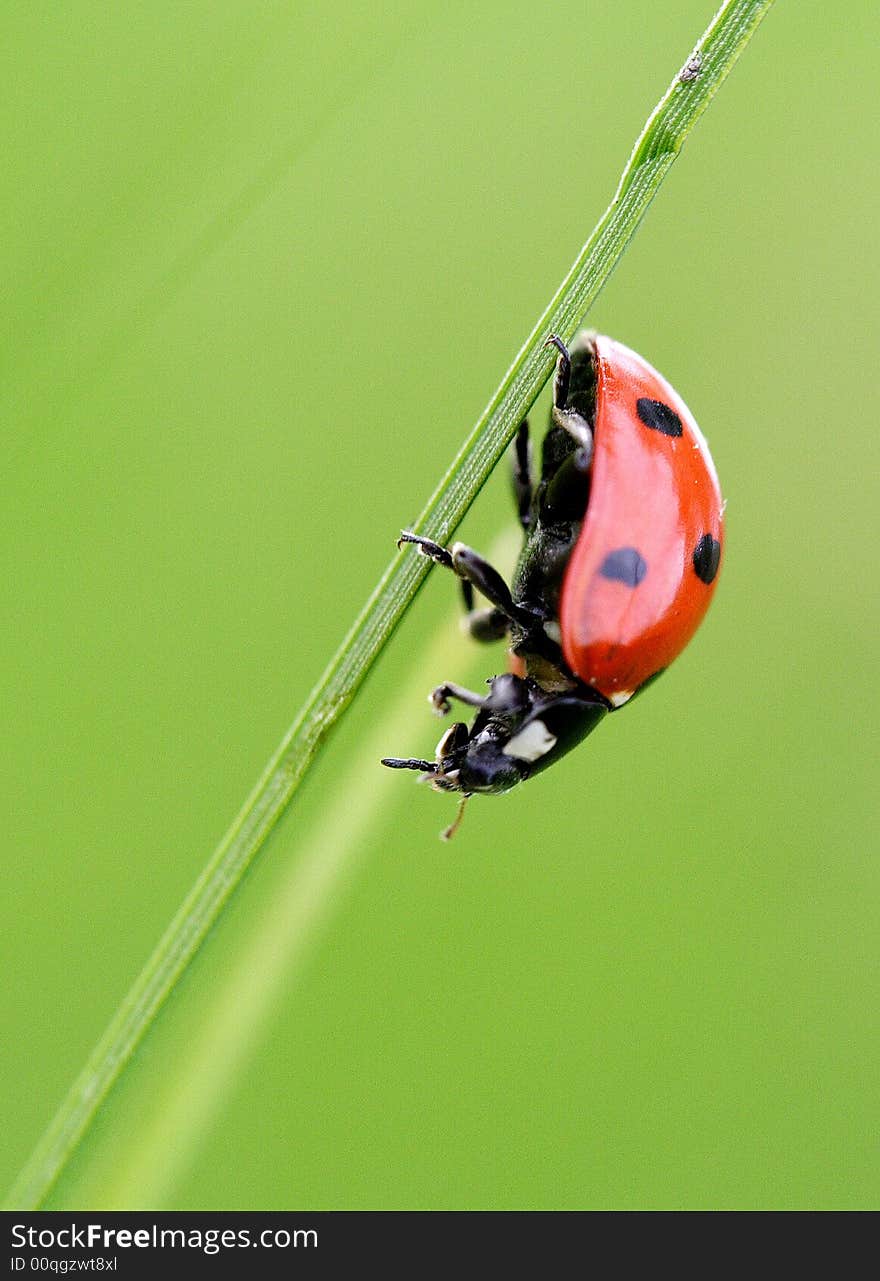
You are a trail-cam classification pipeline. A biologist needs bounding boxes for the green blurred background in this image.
[2,1,878,1210]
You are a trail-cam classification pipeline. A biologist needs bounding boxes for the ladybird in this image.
[382,332,723,834]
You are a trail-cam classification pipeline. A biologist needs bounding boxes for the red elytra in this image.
[558,336,724,706]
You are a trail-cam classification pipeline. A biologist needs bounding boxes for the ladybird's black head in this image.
[381,674,530,796]
[434,716,531,796]
[381,729,529,796]
[381,674,608,798]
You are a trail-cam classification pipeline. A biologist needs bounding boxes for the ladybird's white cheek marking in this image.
[503,720,557,762]
[543,619,562,644]
[608,690,633,708]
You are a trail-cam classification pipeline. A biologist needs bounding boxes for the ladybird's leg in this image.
[429,681,488,716]
[545,334,593,470]
[455,569,507,633]
[462,605,510,643]
[398,532,455,569]
[431,671,530,717]
[458,587,509,642]
[511,420,533,530]
[449,543,535,625]
[398,533,536,628]
[403,546,508,644]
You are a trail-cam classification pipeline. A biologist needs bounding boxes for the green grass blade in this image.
[4,0,775,1211]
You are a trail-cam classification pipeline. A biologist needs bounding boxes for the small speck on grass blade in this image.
[4,0,775,1211]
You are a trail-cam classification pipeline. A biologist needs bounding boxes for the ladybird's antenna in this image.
[380,757,437,773]
[440,793,470,842]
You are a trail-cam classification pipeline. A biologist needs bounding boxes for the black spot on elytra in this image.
[599,547,647,587]
[636,397,683,437]
[693,533,721,584]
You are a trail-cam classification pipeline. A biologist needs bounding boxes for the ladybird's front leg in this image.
[428,681,485,716]
[430,672,530,717]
